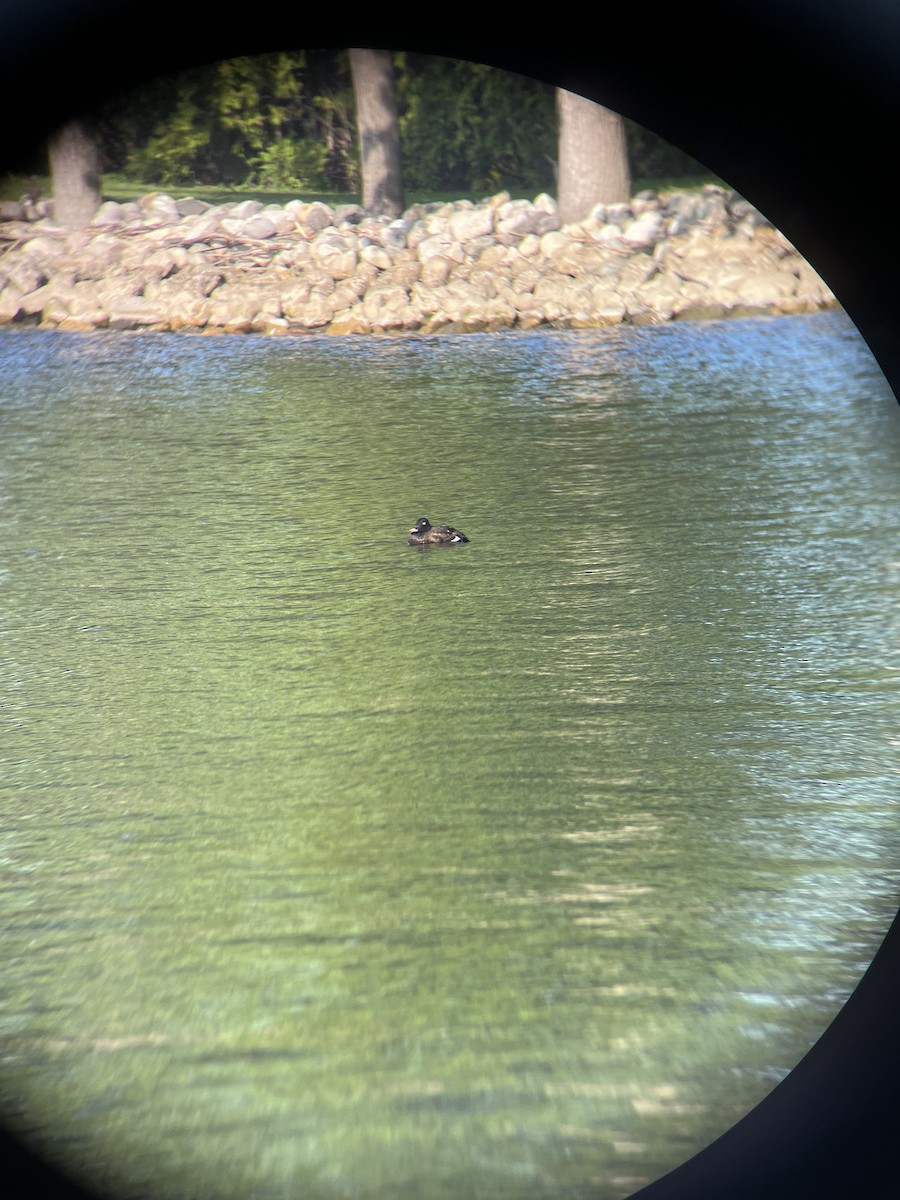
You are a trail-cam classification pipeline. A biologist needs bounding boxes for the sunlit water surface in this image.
[1,314,899,1199]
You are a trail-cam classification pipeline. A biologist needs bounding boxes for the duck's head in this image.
[409,517,432,537]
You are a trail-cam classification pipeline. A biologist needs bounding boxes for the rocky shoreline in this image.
[0,186,837,336]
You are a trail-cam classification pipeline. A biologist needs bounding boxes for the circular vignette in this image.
[1,8,898,1200]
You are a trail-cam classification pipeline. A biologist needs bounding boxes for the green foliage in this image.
[244,137,329,190]
[216,53,304,153]
[394,55,557,194]
[123,72,220,186]
[94,51,353,190]
[88,51,708,199]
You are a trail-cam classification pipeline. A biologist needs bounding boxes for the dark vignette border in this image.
[1,6,898,1199]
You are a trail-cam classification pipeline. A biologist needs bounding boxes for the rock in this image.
[382,218,413,249]
[592,294,628,324]
[302,201,335,233]
[496,207,560,237]
[334,204,365,225]
[175,197,210,217]
[3,260,46,294]
[448,205,495,242]
[91,201,127,226]
[361,282,415,329]
[70,230,128,277]
[419,254,454,288]
[360,242,392,270]
[634,274,686,320]
[21,235,67,267]
[793,259,834,307]
[0,187,837,336]
[138,193,181,224]
[0,200,25,222]
[164,289,212,331]
[106,297,169,329]
[416,234,455,264]
[242,215,278,240]
[280,284,339,328]
[179,211,224,244]
[140,247,181,281]
[622,211,665,247]
[604,202,633,226]
[538,229,571,260]
[0,287,24,321]
[405,221,429,251]
[534,274,595,313]
[259,205,296,235]
[19,282,63,317]
[203,282,265,332]
[730,268,797,307]
[475,242,511,269]
[387,255,421,290]
[229,199,263,220]
[617,256,660,290]
[311,234,358,280]
[221,216,266,240]
[252,313,290,335]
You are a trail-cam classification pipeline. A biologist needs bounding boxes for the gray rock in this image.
[229,199,263,219]
[259,205,296,235]
[242,216,278,240]
[107,297,169,329]
[175,197,210,217]
[382,218,414,249]
[0,186,837,337]
[334,204,365,225]
[303,202,335,233]
[496,207,560,237]
[0,200,26,222]
[220,217,270,240]
[179,211,222,245]
[603,202,633,227]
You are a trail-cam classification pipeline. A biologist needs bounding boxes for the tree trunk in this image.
[557,89,631,224]
[349,48,404,217]
[48,119,102,229]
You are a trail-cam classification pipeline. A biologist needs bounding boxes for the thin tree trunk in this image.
[48,119,102,229]
[349,48,404,217]
[557,89,631,224]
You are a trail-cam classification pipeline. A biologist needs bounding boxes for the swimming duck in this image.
[407,517,469,546]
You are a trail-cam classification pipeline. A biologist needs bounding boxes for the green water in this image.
[1,315,899,1199]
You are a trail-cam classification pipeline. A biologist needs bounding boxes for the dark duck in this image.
[407,517,469,546]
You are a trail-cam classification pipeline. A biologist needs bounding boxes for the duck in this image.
[407,516,470,546]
